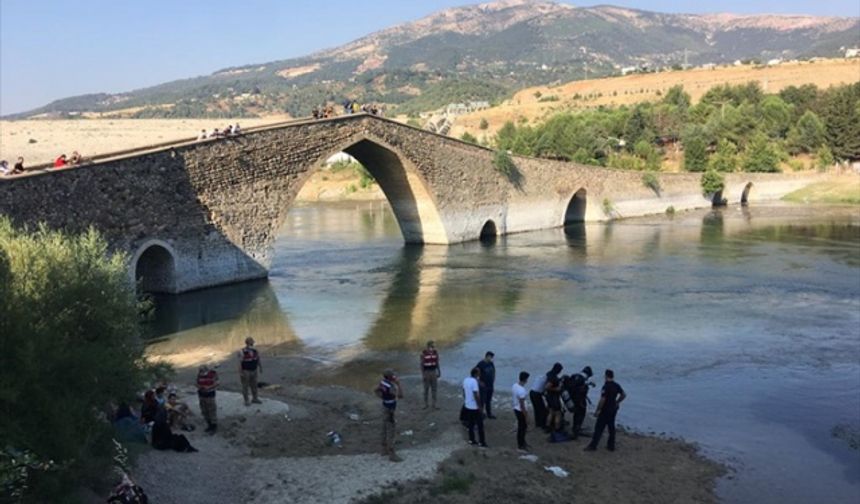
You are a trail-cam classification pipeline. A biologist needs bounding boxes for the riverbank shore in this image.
[130,353,724,504]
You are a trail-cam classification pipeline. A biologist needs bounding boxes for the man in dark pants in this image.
[570,366,594,439]
[512,371,530,450]
[462,367,487,447]
[475,351,496,419]
[585,369,626,452]
[530,362,562,430]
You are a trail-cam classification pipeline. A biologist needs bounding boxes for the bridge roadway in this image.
[0,113,821,293]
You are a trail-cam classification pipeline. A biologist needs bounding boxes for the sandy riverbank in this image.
[127,353,724,504]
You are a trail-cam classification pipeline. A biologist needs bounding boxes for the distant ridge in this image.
[8,1,859,119]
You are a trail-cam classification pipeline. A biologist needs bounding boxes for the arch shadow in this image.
[479,220,498,244]
[711,190,728,207]
[133,240,177,294]
[564,188,588,225]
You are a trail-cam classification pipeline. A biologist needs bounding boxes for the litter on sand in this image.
[519,454,539,463]
[544,466,569,478]
[401,430,414,436]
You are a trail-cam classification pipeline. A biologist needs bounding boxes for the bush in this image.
[460,132,478,144]
[492,150,516,178]
[682,126,709,172]
[701,170,725,196]
[709,139,738,173]
[479,118,489,130]
[0,219,159,502]
[602,198,615,215]
[642,172,661,194]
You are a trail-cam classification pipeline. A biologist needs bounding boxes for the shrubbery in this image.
[0,219,160,502]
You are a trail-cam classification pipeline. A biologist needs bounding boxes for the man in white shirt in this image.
[462,367,487,447]
[512,371,530,451]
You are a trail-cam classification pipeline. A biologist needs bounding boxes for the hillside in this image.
[9,0,859,120]
[450,58,860,138]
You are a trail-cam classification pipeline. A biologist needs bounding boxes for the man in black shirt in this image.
[585,369,626,452]
[475,351,496,419]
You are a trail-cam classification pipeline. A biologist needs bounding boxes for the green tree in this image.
[816,145,835,170]
[633,139,661,171]
[820,82,860,161]
[709,139,738,173]
[661,85,691,112]
[779,84,820,120]
[0,219,160,502]
[682,125,709,172]
[494,121,518,151]
[701,170,726,196]
[742,132,782,172]
[759,95,794,138]
[793,110,826,153]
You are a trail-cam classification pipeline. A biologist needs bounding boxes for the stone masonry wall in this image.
[0,114,824,292]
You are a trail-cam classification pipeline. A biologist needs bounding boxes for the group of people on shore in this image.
[197,124,242,140]
[0,157,25,176]
[377,341,627,462]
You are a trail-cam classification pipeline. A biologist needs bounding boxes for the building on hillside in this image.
[766,58,783,66]
[845,48,860,58]
[621,66,637,75]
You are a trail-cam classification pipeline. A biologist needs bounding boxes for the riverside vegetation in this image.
[0,218,167,503]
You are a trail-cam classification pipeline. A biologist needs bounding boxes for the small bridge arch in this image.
[132,239,178,294]
[563,188,588,225]
[479,220,498,243]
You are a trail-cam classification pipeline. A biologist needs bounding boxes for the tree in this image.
[816,145,835,170]
[662,85,691,112]
[759,95,793,138]
[682,125,709,172]
[793,110,826,153]
[742,132,782,172]
[820,83,860,161]
[709,139,738,173]
[0,219,160,502]
[701,169,725,196]
[494,121,518,151]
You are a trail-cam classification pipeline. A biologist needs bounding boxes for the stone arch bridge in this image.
[0,114,820,293]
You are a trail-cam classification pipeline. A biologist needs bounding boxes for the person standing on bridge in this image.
[420,340,441,410]
[238,337,263,406]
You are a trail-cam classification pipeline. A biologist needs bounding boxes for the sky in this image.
[1,0,858,115]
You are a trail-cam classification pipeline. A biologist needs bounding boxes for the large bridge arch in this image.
[284,134,449,245]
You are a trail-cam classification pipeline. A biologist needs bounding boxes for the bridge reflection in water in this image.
[145,201,859,370]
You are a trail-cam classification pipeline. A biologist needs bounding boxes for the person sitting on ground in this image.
[12,157,25,174]
[166,393,195,431]
[69,151,83,165]
[140,390,159,424]
[198,129,208,140]
[0,160,9,176]
[225,125,234,136]
[211,128,221,138]
[53,154,67,168]
[151,407,198,453]
[233,124,241,135]
[113,402,147,444]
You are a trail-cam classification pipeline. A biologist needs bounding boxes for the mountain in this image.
[11,0,859,119]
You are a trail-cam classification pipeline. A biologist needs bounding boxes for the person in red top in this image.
[53,154,67,168]
[420,340,441,410]
[196,364,219,434]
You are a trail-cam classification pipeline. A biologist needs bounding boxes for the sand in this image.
[125,355,724,504]
[0,116,290,167]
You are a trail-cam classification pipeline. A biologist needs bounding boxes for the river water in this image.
[147,200,860,504]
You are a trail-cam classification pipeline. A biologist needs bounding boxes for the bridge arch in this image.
[479,220,498,243]
[132,239,178,294]
[293,135,448,245]
[741,182,753,206]
[563,188,588,225]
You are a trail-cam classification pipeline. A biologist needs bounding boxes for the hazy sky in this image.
[1,0,858,115]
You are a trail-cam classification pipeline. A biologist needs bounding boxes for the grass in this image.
[783,179,860,205]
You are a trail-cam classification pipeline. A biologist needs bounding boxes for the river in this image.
[146,200,860,504]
